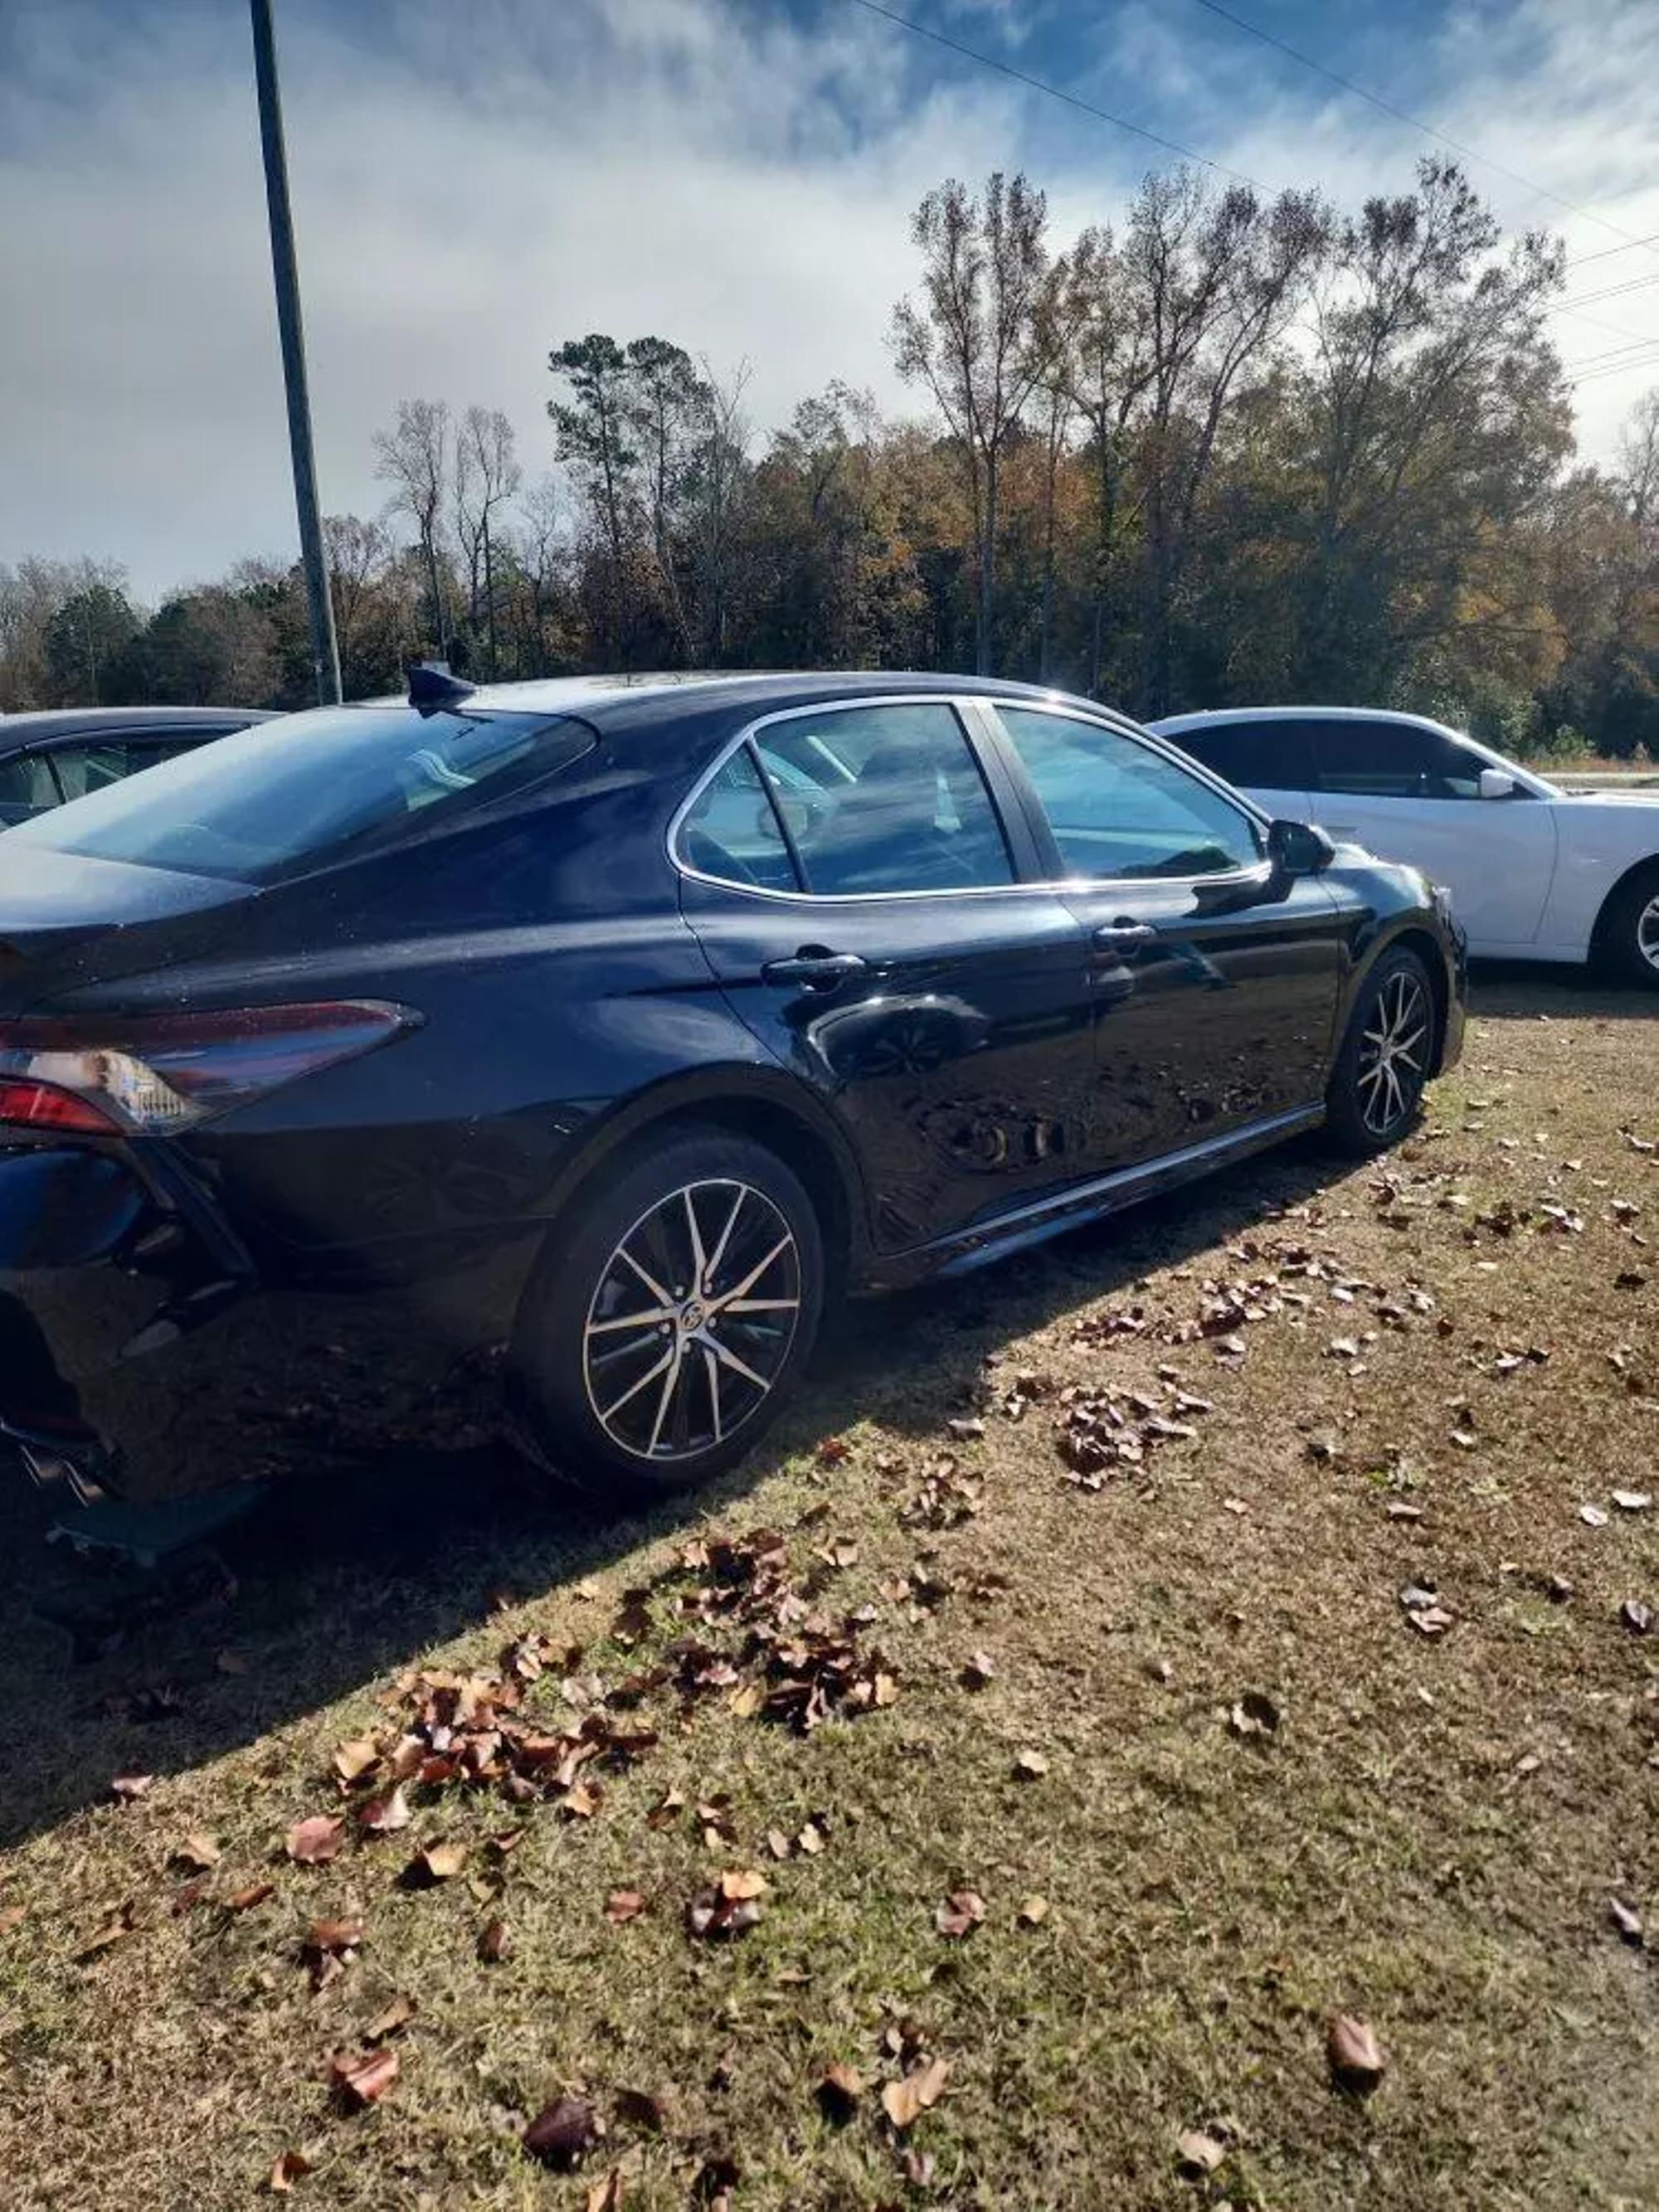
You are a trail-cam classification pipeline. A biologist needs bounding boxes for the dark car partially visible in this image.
[0,706,273,827]
[0,668,1464,1510]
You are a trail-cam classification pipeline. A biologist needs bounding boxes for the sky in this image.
[3,0,1658,604]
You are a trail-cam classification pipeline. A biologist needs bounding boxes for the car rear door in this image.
[674,697,1100,1258]
[1303,718,1557,949]
[0,749,64,825]
[1160,717,1316,826]
[982,703,1347,1163]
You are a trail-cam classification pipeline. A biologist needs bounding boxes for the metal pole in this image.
[250,0,342,705]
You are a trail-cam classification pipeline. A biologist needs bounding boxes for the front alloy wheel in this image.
[584,1180,803,1464]
[1354,965,1431,1138]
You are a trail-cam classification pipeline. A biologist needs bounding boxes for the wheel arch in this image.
[1588,853,1659,965]
[1379,926,1452,1073]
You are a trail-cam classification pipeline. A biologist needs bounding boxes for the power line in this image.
[844,0,1262,187]
[1570,228,1659,269]
[1563,270,1659,310]
[1185,0,1659,274]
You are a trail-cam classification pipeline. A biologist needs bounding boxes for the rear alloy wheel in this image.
[1598,865,1659,989]
[1325,948,1435,1156]
[512,1128,825,1495]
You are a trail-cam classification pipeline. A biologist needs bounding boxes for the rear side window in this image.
[1170,719,1313,791]
[4,706,595,882]
[694,702,1014,897]
[0,751,61,814]
[679,744,800,892]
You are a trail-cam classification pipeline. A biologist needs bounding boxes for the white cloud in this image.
[1,0,1656,604]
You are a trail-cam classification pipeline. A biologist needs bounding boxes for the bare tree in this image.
[455,406,521,678]
[893,172,1064,673]
[373,398,451,656]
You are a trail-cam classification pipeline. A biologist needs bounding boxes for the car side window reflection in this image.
[997,707,1262,881]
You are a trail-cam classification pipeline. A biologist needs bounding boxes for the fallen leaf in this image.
[286,1815,344,1866]
[1176,2129,1227,2177]
[305,1916,364,1956]
[227,1880,275,1913]
[1228,1690,1281,1738]
[960,1650,996,1690]
[1621,1599,1654,1636]
[1017,1894,1049,1927]
[1609,1896,1644,1947]
[358,1786,411,1836]
[405,1840,468,1884]
[173,1830,221,1872]
[605,1889,646,1925]
[109,1774,154,1804]
[478,1917,513,1963]
[613,2086,667,2131]
[1013,1748,1048,1781]
[585,2171,627,2212]
[523,2093,599,2168]
[1326,2013,1386,2095]
[1613,1490,1652,1513]
[0,1905,26,1936]
[332,1738,380,1786]
[687,1870,766,1940]
[935,1888,985,1938]
[364,1993,416,2041]
[816,2062,864,2120]
[268,2148,313,2193]
[1580,1504,1610,1529]
[77,1899,137,1959]
[883,2055,950,2130]
[329,2045,398,2109]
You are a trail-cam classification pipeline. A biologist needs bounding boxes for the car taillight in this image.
[0,1001,419,1135]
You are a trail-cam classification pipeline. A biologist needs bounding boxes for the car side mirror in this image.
[1478,767,1519,800]
[1266,818,1336,874]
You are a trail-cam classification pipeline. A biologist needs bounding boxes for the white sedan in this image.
[1151,706,1659,986]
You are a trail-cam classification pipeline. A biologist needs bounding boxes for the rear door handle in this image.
[761,948,868,989]
[1092,920,1158,953]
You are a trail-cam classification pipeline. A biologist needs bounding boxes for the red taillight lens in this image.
[0,1001,419,1135]
[0,1079,121,1134]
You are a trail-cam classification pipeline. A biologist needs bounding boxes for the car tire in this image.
[509,1125,825,1499]
[1324,946,1437,1158]
[1596,864,1659,990]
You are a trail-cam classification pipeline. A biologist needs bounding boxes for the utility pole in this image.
[249,0,342,704]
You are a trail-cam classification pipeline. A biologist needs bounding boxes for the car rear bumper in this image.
[0,1144,531,1501]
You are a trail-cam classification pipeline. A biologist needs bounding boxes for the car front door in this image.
[1303,718,1559,950]
[984,704,1349,1164]
[0,749,64,826]
[1160,716,1316,825]
[675,698,1100,1257]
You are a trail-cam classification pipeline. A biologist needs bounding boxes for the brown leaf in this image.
[935,1888,985,1939]
[523,2092,599,2168]
[720,1867,767,1901]
[285,1815,344,1866]
[357,1786,411,1836]
[305,1916,364,1956]
[1609,1896,1645,1946]
[0,1904,27,1937]
[268,2148,313,2193]
[960,1650,996,1690]
[1326,2013,1387,2095]
[479,1916,513,1963]
[364,1993,417,2041]
[109,1774,154,1804]
[77,1899,137,1959]
[329,2045,398,2110]
[1176,2129,1227,2177]
[613,2086,668,2131]
[332,1738,381,1787]
[1012,1748,1048,1781]
[1017,1894,1049,1927]
[816,2062,864,2121]
[1228,1691,1282,1738]
[227,1879,275,1913]
[173,1830,221,1873]
[605,1889,647,1924]
[585,2171,626,2212]
[405,1840,468,1885]
[686,1871,766,1941]
[882,2055,950,2130]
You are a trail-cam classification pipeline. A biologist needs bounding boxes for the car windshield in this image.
[1,703,594,882]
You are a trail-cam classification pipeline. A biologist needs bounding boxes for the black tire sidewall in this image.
[510,1126,825,1496]
[1326,946,1435,1156]
[1600,869,1659,990]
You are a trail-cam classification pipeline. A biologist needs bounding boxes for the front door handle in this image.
[761,948,868,989]
[1092,920,1158,953]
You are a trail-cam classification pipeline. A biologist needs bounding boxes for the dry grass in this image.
[1,970,1657,2210]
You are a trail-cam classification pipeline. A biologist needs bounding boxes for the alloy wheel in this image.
[1355,969,1430,1136]
[1637,893,1659,976]
[581,1179,802,1463]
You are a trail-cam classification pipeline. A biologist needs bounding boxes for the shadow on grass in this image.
[1469,959,1659,1023]
[0,1123,1363,1853]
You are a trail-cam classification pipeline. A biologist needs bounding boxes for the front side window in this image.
[747,702,1014,896]
[1306,718,1486,800]
[996,707,1262,881]
[5,706,594,883]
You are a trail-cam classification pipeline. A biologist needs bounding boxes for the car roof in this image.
[0,706,275,750]
[1152,705,1459,736]
[409,669,1102,720]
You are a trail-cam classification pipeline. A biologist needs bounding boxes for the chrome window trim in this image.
[669,692,1275,906]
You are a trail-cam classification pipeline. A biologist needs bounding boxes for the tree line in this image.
[3,157,1657,759]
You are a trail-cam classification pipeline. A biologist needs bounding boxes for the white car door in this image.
[1302,718,1558,952]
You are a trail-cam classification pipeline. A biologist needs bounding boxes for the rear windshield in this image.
[1,703,594,882]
